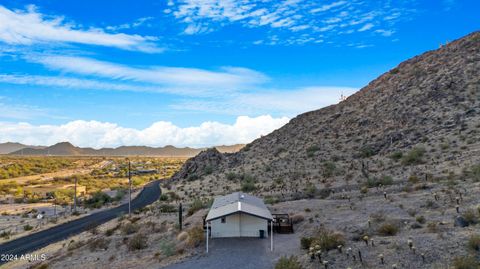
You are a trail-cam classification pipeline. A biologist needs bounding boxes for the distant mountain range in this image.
[0,142,244,157]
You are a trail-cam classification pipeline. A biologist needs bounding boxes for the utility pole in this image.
[128,159,132,217]
[53,197,57,221]
[73,177,77,213]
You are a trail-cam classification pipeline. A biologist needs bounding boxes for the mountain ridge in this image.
[3,142,244,156]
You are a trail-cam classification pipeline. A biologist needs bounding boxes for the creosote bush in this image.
[303,227,345,251]
[462,209,479,225]
[467,234,480,251]
[187,199,206,216]
[377,223,399,236]
[402,147,426,165]
[275,256,303,269]
[121,222,139,235]
[187,226,205,247]
[452,255,479,269]
[128,233,148,251]
[89,237,110,251]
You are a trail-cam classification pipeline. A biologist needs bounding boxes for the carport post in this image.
[206,221,209,253]
[270,220,273,252]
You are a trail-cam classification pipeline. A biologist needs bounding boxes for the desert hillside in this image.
[172,31,480,198]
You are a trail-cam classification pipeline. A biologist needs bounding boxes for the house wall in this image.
[210,213,268,238]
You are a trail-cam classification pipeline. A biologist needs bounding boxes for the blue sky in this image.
[0,0,478,148]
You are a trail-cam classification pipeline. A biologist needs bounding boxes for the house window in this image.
[221,217,226,223]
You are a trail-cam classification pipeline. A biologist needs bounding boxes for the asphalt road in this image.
[0,180,161,264]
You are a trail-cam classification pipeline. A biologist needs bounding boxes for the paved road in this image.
[0,180,161,264]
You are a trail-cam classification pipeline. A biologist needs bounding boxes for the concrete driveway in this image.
[164,233,300,269]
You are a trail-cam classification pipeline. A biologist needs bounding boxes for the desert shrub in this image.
[186,173,199,181]
[187,199,205,216]
[408,175,420,184]
[187,226,204,247]
[427,222,438,233]
[322,162,336,177]
[159,239,175,257]
[275,256,303,269]
[306,145,320,157]
[23,224,33,231]
[308,227,345,251]
[67,240,86,251]
[300,237,313,250]
[0,230,11,239]
[226,172,237,181]
[468,164,480,182]
[291,213,305,224]
[365,176,393,188]
[416,215,426,224]
[158,203,177,213]
[468,234,480,251]
[462,209,479,225]
[264,196,279,204]
[85,191,113,209]
[389,151,403,161]
[304,183,317,198]
[241,179,257,192]
[121,222,139,235]
[203,165,214,175]
[452,256,479,269]
[377,223,399,236]
[159,194,169,201]
[402,147,426,165]
[176,231,188,242]
[359,145,376,158]
[360,186,368,194]
[128,233,148,251]
[89,237,110,251]
[105,224,120,236]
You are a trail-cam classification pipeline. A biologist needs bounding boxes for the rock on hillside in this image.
[172,31,480,198]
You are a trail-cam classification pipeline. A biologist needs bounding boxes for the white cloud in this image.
[106,17,154,31]
[28,55,268,91]
[358,23,374,32]
[0,5,161,53]
[311,1,347,13]
[0,116,290,148]
[375,29,395,37]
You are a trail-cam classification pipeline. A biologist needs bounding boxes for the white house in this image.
[205,192,273,252]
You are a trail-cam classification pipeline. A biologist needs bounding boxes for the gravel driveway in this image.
[164,233,300,269]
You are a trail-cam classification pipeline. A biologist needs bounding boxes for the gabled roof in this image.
[205,192,272,221]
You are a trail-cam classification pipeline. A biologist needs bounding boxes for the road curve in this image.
[0,180,161,263]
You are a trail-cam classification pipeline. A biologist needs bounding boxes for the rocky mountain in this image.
[0,142,45,154]
[172,31,480,191]
[7,142,244,157]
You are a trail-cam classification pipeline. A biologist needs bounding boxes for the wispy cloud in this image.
[171,86,358,116]
[106,17,154,31]
[26,54,268,93]
[311,1,347,13]
[168,0,416,45]
[0,116,289,148]
[358,23,374,32]
[0,99,55,120]
[0,5,162,53]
